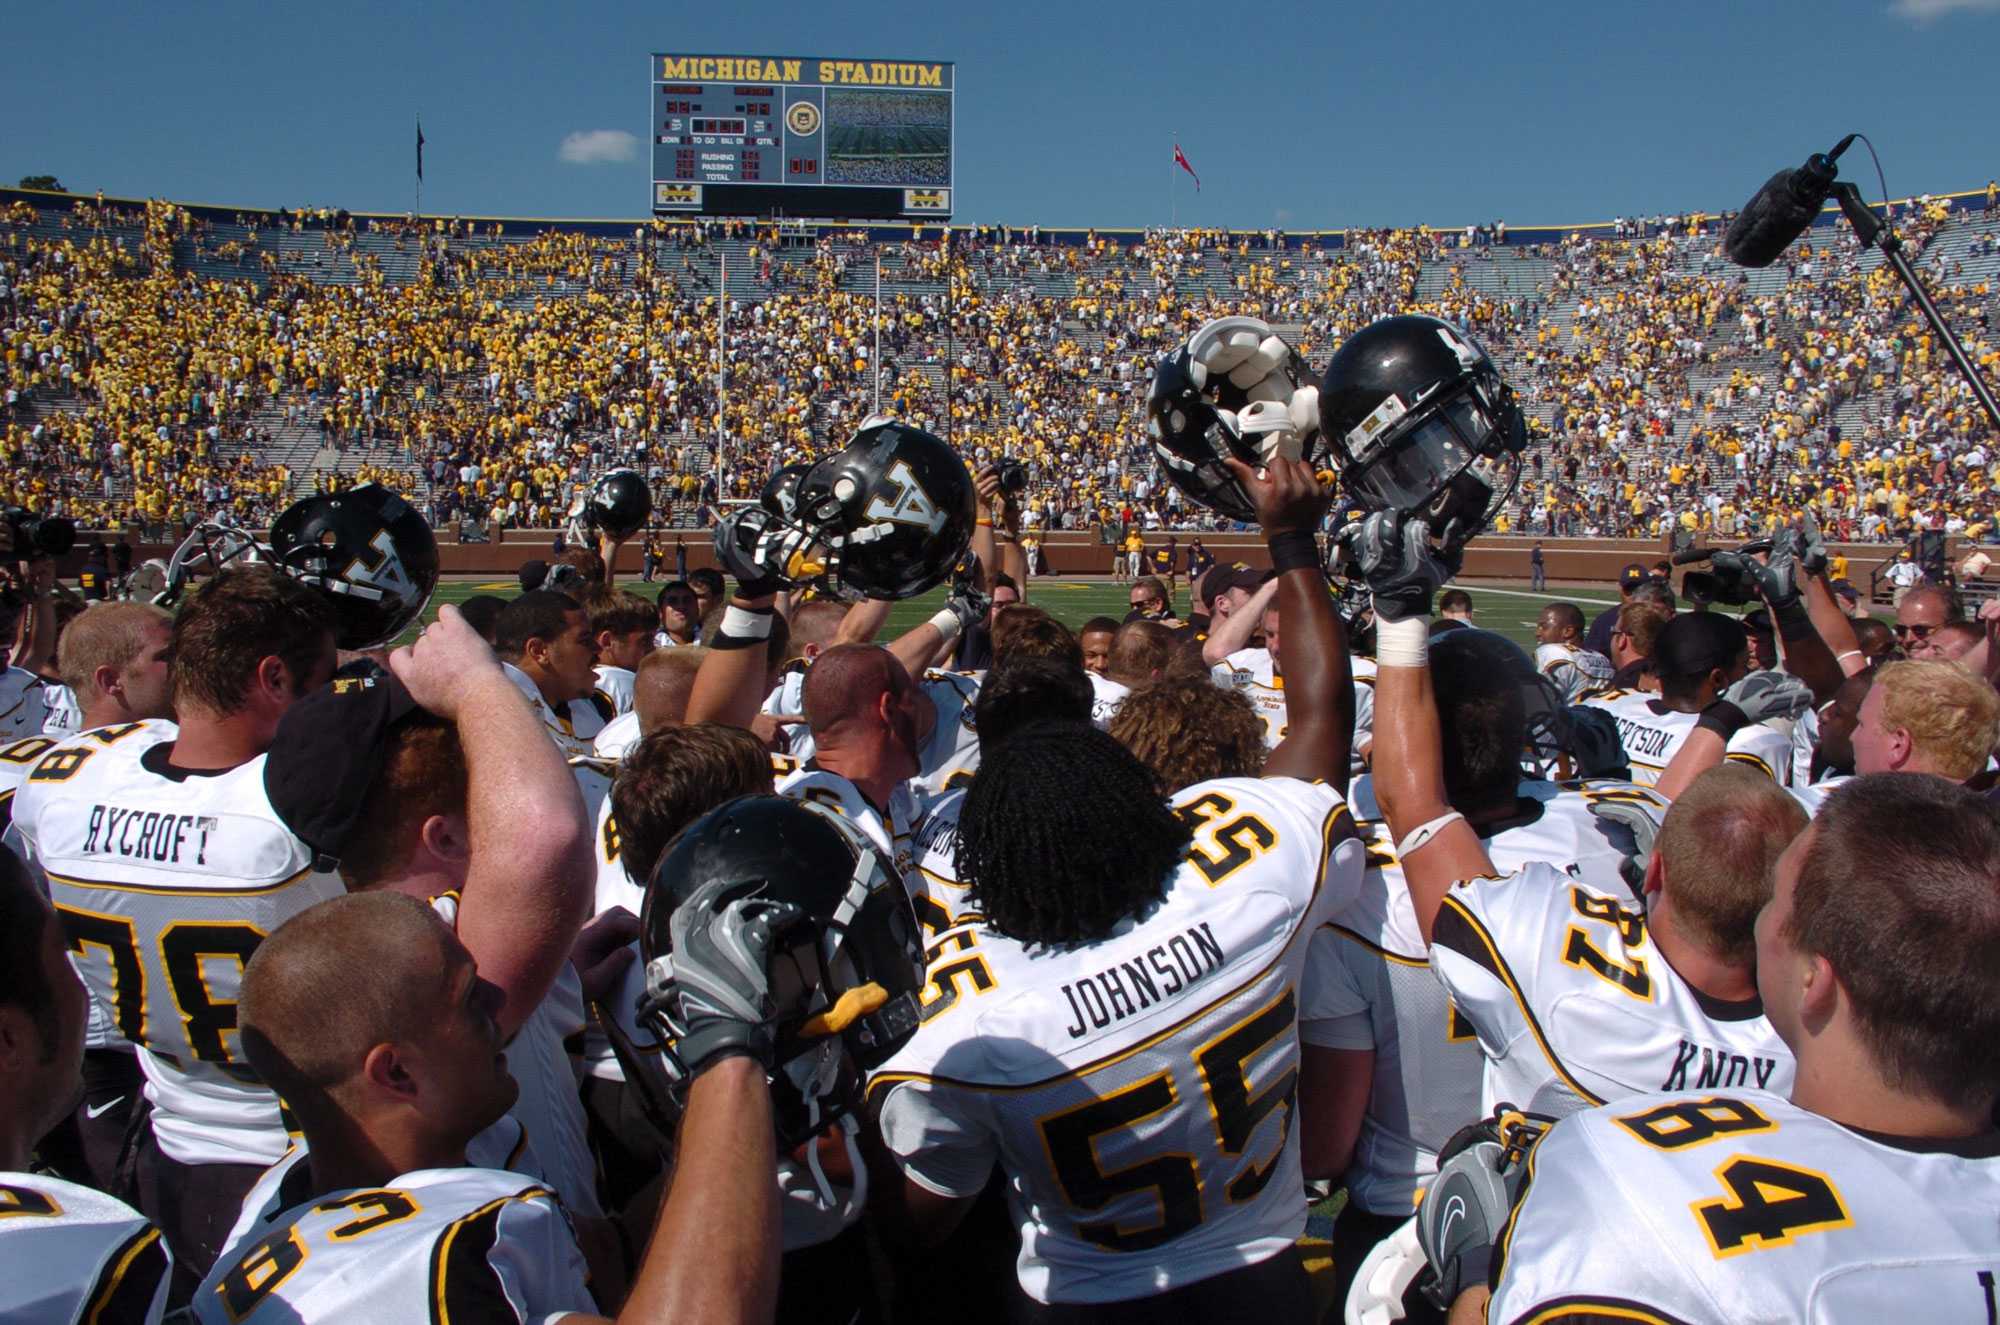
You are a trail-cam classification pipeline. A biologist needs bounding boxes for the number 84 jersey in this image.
[867,776,1365,1306]
[1490,1091,2000,1324]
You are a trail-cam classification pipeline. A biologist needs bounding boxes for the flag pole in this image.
[1170,133,1177,230]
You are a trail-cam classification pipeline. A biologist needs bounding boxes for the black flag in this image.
[416,121,425,181]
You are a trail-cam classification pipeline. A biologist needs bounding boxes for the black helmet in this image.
[750,419,976,601]
[761,462,814,519]
[637,794,925,1147]
[571,468,653,542]
[266,485,440,649]
[1319,315,1526,558]
[1148,318,1327,524]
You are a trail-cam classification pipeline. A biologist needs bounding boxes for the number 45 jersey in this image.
[867,776,1365,1306]
[13,720,344,1167]
[1489,1091,2000,1325]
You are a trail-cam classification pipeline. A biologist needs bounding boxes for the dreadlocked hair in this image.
[959,720,1192,949]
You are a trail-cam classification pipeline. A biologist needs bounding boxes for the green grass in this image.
[419,576,1624,655]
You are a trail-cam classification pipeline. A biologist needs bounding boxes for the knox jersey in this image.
[13,720,342,1166]
[1300,777,1668,1216]
[869,776,1365,1304]
[194,1149,594,1324]
[1431,862,1794,1119]
[1581,688,1791,786]
[0,1172,171,1324]
[1489,1092,2000,1325]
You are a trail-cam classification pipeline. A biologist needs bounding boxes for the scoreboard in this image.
[650,53,954,221]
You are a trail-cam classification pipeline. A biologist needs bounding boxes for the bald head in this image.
[801,643,909,739]
[239,892,456,1117]
[634,646,708,735]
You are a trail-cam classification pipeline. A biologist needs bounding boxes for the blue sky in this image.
[5,0,1997,229]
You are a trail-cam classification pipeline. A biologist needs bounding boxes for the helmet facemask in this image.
[1334,369,1526,559]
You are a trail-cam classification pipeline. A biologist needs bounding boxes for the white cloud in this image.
[558,130,638,165]
[1890,0,2000,21]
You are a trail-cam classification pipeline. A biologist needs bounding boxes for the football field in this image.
[419,576,1622,655]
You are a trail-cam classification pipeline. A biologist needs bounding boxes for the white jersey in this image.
[1789,773,1853,818]
[780,668,983,796]
[0,1171,171,1325]
[1300,777,1667,1217]
[195,1148,595,1325]
[40,683,81,738]
[590,710,641,762]
[501,662,611,762]
[1789,700,1820,786]
[1581,688,1792,786]
[1534,641,1615,703]
[591,664,635,718]
[1491,1091,2000,1325]
[1432,861,1793,1119]
[1211,647,1286,749]
[761,662,807,720]
[1087,672,1129,731]
[0,666,47,741]
[1351,655,1376,761]
[430,893,598,1218]
[870,776,1365,1304]
[13,721,343,1165]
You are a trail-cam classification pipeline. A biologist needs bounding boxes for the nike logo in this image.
[84,1097,125,1120]
[1438,1194,1466,1251]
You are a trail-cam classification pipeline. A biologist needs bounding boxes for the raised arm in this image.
[1201,575,1279,667]
[390,606,594,1038]
[1344,512,1494,944]
[1225,457,1351,784]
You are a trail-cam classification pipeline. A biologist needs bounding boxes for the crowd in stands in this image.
[3,188,1998,546]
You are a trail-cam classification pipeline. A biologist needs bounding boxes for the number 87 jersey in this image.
[13,720,343,1168]
[866,776,1365,1307]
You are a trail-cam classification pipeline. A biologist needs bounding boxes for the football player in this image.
[1531,602,1614,702]
[262,607,600,1226]
[13,565,342,1297]
[1295,628,1671,1320]
[583,587,660,718]
[1346,512,1809,1122]
[199,888,789,1324]
[1206,576,1380,766]
[1479,775,2000,1323]
[494,590,613,763]
[1581,612,1794,785]
[0,848,172,1323]
[0,558,55,742]
[8,602,174,1193]
[868,455,1366,1317]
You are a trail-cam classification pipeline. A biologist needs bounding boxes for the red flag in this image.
[1173,143,1201,192]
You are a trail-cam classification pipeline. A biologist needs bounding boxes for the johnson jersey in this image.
[1534,641,1615,703]
[1581,688,1791,786]
[0,1171,171,1325]
[1431,862,1793,1120]
[0,666,47,741]
[13,721,344,1166]
[40,683,80,738]
[430,894,598,1218]
[1489,1091,2000,1325]
[592,664,635,718]
[501,662,611,762]
[1211,648,1286,749]
[869,776,1365,1305]
[1087,672,1129,731]
[195,1148,595,1325]
[1300,777,1668,1217]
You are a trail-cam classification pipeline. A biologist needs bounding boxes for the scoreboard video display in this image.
[650,53,954,221]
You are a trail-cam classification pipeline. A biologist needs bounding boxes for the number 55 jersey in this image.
[867,776,1365,1306]
[13,721,344,1167]
[1489,1091,2000,1325]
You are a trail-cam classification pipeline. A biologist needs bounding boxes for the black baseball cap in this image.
[264,666,423,867]
[1200,562,1269,608]
[1653,612,1748,681]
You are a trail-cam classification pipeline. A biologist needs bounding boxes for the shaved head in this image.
[801,643,907,739]
[787,601,849,658]
[239,892,456,1118]
[634,646,708,735]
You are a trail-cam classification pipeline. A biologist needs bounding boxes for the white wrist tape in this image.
[927,608,964,643]
[1375,615,1430,669]
[1396,811,1466,860]
[720,606,774,640]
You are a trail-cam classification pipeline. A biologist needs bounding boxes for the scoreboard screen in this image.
[650,53,954,220]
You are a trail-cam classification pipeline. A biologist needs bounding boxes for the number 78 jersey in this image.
[867,776,1365,1305]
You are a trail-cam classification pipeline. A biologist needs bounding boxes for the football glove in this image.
[652,875,817,1079]
[1723,669,1815,724]
[713,506,823,598]
[1585,793,1662,899]
[1417,1110,1551,1310]
[1796,512,1831,578]
[1185,316,1320,462]
[1339,509,1460,623]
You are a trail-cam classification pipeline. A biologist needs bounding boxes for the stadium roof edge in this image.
[5,182,1991,238]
